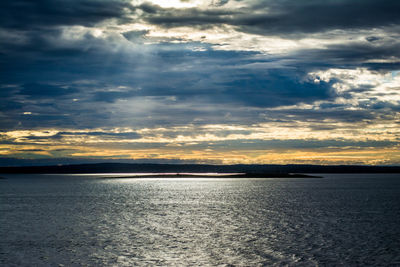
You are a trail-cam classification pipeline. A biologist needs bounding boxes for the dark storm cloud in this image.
[138,0,400,35]
[0,29,147,85]
[0,0,398,133]
[20,83,79,98]
[0,0,133,30]
[5,29,318,109]
[0,35,392,130]
[217,71,332,107]
[138,3,233,27]
[291,41,400,70]
[235,0,400,35]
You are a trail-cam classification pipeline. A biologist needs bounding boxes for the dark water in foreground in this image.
[1,174,399,266]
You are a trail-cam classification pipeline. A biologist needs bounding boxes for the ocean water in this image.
[1,174,399,266]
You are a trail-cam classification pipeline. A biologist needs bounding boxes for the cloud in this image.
[0,39,397,131]
[234,0,400,35]
[122,30,149,43]
[19,83,79,98]
[293,40,400,69]
[0,0,399,164]
[56,131,142,139]
[136,0,400,35]
[0,0,133,30]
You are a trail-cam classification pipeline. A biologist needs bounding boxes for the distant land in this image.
[105,173,322,179]
[0,163,399,175]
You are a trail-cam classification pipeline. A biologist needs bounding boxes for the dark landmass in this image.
[106,173,321,179]
[0,163,399,174]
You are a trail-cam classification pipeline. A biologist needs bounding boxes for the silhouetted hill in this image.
[0,163,399,174]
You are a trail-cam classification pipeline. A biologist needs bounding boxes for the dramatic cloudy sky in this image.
[1,0,400,165]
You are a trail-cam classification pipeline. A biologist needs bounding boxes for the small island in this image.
[106,173,322,179]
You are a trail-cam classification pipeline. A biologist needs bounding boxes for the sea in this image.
[1,173,399,266]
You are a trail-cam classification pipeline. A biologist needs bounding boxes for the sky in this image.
[0,0,400,165]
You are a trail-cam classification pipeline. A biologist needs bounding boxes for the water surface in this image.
[1,174,399,266]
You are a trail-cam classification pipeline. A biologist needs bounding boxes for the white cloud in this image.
[309,68,400,103]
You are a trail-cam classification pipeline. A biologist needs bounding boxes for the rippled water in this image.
[1,174,400,266]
